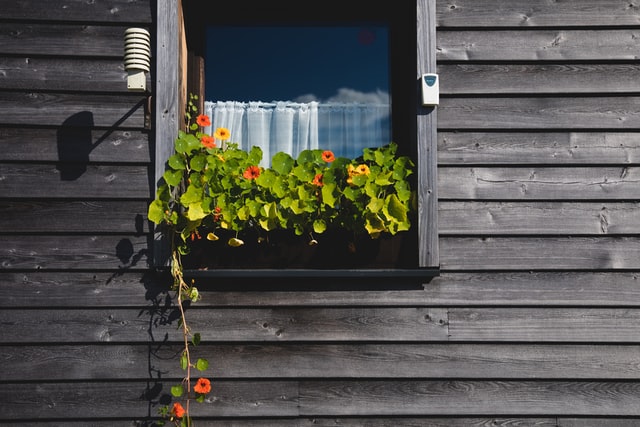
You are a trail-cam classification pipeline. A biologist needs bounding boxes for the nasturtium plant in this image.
[149,97,416,253]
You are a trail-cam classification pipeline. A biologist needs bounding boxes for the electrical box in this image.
[421,73,439,106]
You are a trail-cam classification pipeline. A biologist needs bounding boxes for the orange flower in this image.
[322,150,335,162]
[172,402,185,418]
[196,114,211,127]
[312,173,323,187]
[243,165,261,180]
[214,127,231,141]
[201,135,216,149]
[194,377,212,394]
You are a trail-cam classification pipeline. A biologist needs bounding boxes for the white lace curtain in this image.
[204,100,390,165]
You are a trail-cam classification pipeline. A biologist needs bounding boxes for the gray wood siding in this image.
[1,0,640,425]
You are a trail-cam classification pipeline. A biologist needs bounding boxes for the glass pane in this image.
[204,25,390,161]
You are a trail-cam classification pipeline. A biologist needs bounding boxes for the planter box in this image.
[181,229,417,270]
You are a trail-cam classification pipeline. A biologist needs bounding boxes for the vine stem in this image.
[171,247,194,427]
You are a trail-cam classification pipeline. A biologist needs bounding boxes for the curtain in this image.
[204,100,390,165]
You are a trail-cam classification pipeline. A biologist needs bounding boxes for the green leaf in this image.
[321,182,337,207]
[196,358,209,371]
[180,184,203,205]
[147,199,166,224]
[297,149,316,164]
[180,354,188,370]
[168,154,186,170]
[186,202,206,220]
[385,193,408,224]
[163,169,183,187]
[313,219,327,233]
[367,197,384,213]
[190,153,207,171]
[248,145,263,165]
[171,385,184,397]
[192,332,201,346]
[272,151,294,175]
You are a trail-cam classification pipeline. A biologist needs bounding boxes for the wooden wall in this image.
[1,0,640,426]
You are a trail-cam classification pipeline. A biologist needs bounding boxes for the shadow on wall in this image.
[56,111,94,180]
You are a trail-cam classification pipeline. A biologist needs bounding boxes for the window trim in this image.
[154,0,439,273]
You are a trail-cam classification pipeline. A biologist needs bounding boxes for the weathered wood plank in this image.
[437,30,640,61]
[6,343,639,381]
[0,24,141,57]
[438,132,640,165]
[299,380,640,416]
[441,237,640,270]
[438,64,640,95]
[0,57,132,92]
[439,167,640,201]
[0,308,449,343]
[0,164,150,198]
[559,419,640,427]
[416,0,439,268]
[424,272,640,306]
[153,0,182,267]
[5,307,640,343]
[0,93,146,128]
[0,272,160,307]
[449,308,640,342]
[0,201,149,233]
[438,97,640,130]
[437,0,640,27]
[4,380,640,419]
[6,343,640,382]
[4,271,640,308]
[439,202,640,235]
[0,127,150,163]
[0,235,148,270]
[0,0,152,23]
[0,381,299,419]
[0,419,560,427]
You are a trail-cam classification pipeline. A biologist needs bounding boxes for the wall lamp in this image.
[124,28,151,92]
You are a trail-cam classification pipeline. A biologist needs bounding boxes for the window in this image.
[154,0,438,274]
[203,24,391,164]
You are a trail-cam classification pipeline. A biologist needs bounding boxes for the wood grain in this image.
[0,0,152,23]
[439,167,640,200]
[0,235,149,270]
[0,127,150,163]
[0,307,449,343]
[438,64,640,95]
[5,343,639,381]
[0,164,150,199]
[437,30,640,61]
[439,202,640,235]
[438,97,640,130]
[438,132,640,165]
[436,0,640,27]
[441,236,640,270]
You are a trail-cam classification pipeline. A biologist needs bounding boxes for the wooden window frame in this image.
[153,0,439,278]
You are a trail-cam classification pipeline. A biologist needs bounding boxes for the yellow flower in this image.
[214,127,231,141]
[356,164,370,175]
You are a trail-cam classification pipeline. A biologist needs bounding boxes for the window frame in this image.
[153,0,439,275]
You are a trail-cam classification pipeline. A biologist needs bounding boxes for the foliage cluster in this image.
[148,97,415,253]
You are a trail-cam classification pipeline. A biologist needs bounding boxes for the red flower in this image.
[312,173,323,187]
[196,114,211,127]
[172,402,185,418]
[243,165,261,180]
[201,135,216,149]
[194,377,212,394]
[322,150,335,162]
